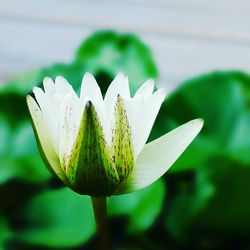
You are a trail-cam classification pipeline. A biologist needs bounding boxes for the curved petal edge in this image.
[116,118,204,194]
[26,95,69,184]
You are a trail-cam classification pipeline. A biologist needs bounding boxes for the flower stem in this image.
[91,196,111,250]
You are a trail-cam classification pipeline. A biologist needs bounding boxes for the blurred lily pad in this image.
[0,217,13,250]
[109,179,165,232]
[0,121,50,184]
[16,188,95,248]
[0,69,41,95]
[75,30,158,94]
[157,71,250,246]
[166,167,215,240]
[196,157,250,233]
[0,115,10,156]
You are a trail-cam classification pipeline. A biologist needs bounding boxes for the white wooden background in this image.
[1,0,250,90]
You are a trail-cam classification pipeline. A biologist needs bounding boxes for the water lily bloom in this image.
[27,73,203,196]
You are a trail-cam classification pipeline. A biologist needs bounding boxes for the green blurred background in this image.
[1,1,250,248]
[1,29,250,250]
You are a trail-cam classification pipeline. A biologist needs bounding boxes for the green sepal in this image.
[66,101,120,196]
[111,95,134,182]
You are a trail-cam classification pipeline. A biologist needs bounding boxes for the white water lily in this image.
[27,72,203,196]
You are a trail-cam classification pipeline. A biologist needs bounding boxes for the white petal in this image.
[26,95,68,184]
[104,72,130,107]
[80,73,103,104]
[55,76,74,95]
[43,77,55,95]
[33,86,59,152]
[104,72,130,144]
[34,78,77,154]
[58,93,84,167]
[116,119,204,194]
[134,79,154,99]
[80,73,108,137]
[33,86,54,131]
[133,88,166,157]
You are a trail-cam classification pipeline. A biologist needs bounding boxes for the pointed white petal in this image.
[34,78,77,154]
[54,76,76,105]
[55,76,74,95]
[58,93,84,168]
[133,88,166,157]
[26,95,68,184]
[104,72,130,106]
[116,119,204,194]
[134,79,154,99]
[33,86,59,152]
[33,87,52,127]
[80,73,108,141]
[80,73,103,104]
[33,86,45,103]
[104,72,130,144]
[43,77,55,95]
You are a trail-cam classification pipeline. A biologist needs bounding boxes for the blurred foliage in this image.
[1,29,250,250]
[109,179,165,233]
[16,188,95,248]
[153,71,250,249]
[75,31,158,94]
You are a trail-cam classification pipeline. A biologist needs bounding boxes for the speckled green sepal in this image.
[111,95,134,182]
[66,102,120,196]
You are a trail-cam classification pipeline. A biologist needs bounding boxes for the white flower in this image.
[27,72,203,196]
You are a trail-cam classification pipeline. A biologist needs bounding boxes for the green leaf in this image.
[0,121,50,184]
[0,69,41,95]
[194,158,250,233]
[157,71,250,245]
[0,115,10,156]
[0,217,13,250]
[16,188,95,248]
[166,167,215,240]
[75,30,158,94]
[109,179,165,232]
[0,69,43,125]
[166,157,250,242]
